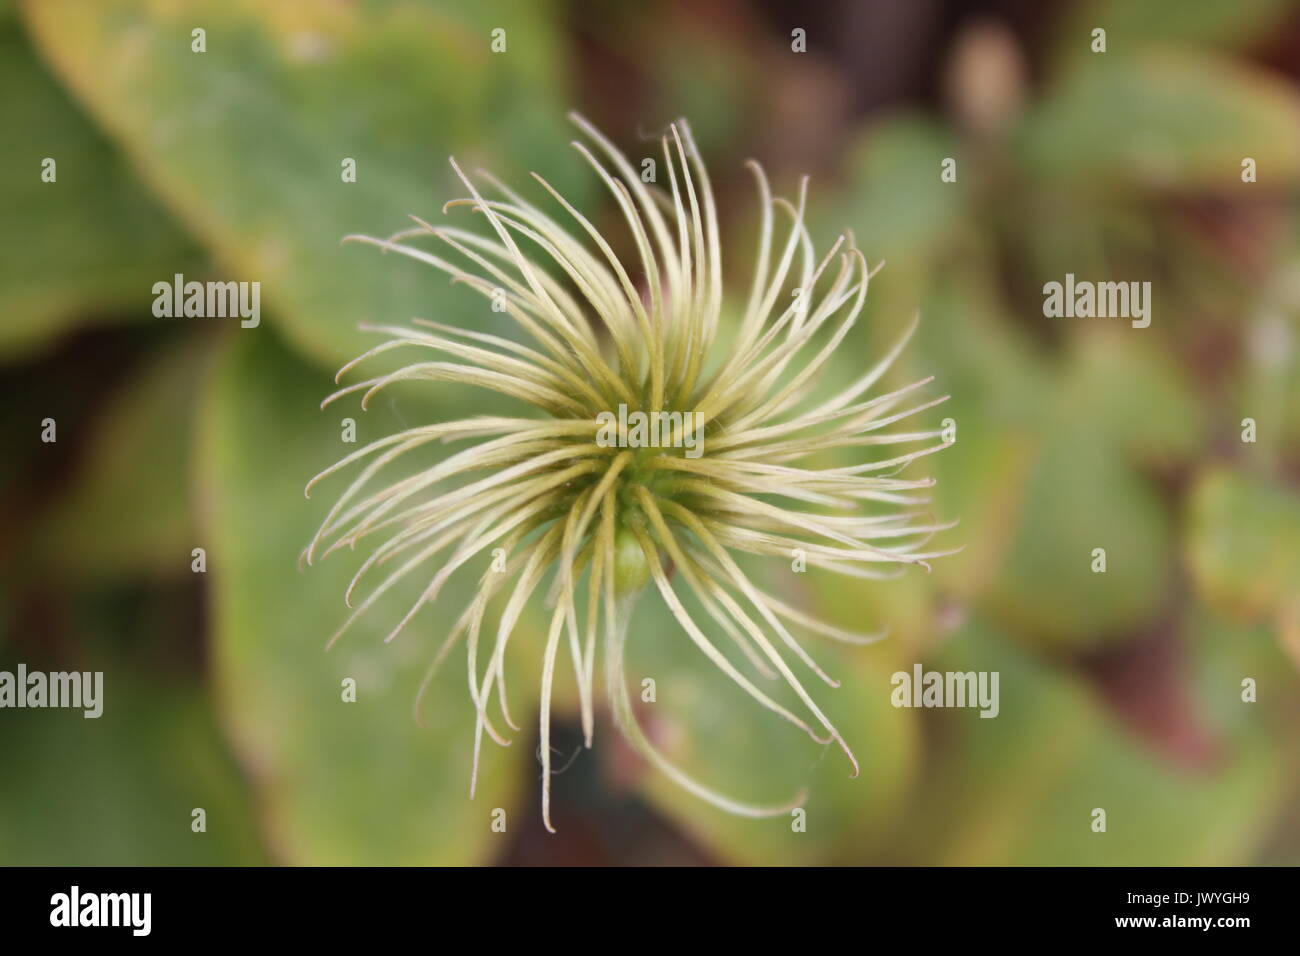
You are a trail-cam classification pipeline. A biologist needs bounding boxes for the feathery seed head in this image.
[305,114,957,831]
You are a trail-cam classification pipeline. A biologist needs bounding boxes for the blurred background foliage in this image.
[1,0,1297,865]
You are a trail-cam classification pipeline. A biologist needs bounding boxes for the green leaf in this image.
[985,363,1175,648]
[1188,466,1300,626]
[197,328,538,864]
[23,0,586,368]
[0,19,200,358]
[1020,50,1300,189]
[1187,609,1300,742]
[1186,610,1300,865]
[37,333,209,579]
[1236,274,1300,458]
[0,670,267,865]
[834,115,964,258]
[1053,0,1298,61]
[887,619,1287,865]
[1064,326,1208,466]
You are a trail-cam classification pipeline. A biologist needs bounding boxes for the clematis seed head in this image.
[304,114,958,832]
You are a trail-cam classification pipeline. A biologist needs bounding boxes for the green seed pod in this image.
[613,525,650,596]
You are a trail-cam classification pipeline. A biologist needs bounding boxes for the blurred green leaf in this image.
[1065,326,1207,465]
[986,365,1174,648]
[0,20,200,358]
[198,328,539,864]
[1237,268,1300,457]
[835,115,964,259]
[23,0,586,368]
[38,333,210,578]
[888,619,1287,865]
[0,671,267,865]
[856,255,1175,651]
[1020,50,1300,189]
[1188,466,1300,625]
[1188,609,1300,740]
[1187,610,1300,863]
[1053,0,1298,62]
